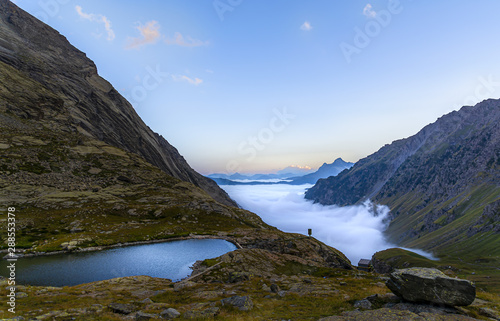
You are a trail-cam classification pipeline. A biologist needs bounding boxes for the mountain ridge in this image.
[305,100,500,255]
[288,157,354,185]
[208,158,353,186]
[0,0,235,206]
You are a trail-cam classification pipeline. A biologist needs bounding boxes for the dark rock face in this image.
[0,0,235,207]
[386,268,476,306]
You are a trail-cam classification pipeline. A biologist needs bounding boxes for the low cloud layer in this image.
[222,184,435,264]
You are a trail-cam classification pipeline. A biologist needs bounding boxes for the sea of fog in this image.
[221,183,436,265]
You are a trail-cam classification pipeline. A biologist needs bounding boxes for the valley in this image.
[0,0,498,320]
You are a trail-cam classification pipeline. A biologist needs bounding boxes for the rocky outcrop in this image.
[0,0,235,206]
[189,247,352,284]
[386,268,476,306]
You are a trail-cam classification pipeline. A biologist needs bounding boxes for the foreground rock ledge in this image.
[386,267,476,306]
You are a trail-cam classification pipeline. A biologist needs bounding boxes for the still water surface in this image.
[1,239,236,286]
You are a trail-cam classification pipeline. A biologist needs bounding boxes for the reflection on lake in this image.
[0,239,236,286]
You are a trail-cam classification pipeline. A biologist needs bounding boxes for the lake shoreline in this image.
[1,234,243,260]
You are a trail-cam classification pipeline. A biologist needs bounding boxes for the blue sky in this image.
[12,0,500,174]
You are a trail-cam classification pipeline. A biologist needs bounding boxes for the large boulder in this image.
[386,268,475,306]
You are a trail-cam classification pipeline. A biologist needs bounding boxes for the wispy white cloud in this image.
[126,21,161,50]
[300,21,313,31]
[172,75,203,86]
[75,5,115,41]
[363,4,377,18]
[165,32,209,47]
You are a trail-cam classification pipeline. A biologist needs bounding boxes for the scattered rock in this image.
[277,290,286,297]
[160,308,180,319]
[70,227,84,233]
[478,307,499,320]
[108,302,136,315]
[270,283,280,293]
[135,311,158,320]
[15,292,27,298]
[354,299,372,310]
[88,167,102,175]
[141,298,153,304]
[386,268,476,306]
[221,295,254,311]
[60,241,77,250]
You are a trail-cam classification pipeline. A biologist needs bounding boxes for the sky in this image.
[12,0,500,174]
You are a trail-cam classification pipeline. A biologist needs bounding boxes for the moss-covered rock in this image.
[386,268,476,306]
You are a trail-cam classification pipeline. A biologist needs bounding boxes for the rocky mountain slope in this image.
[305,100,500,256]
[0,0,235,206]
[0,0,352,275]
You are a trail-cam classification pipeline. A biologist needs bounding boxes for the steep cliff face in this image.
[0,0,235,206]
[305,100,500,253]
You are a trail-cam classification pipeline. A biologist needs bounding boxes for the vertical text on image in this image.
[6,206,16,314]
